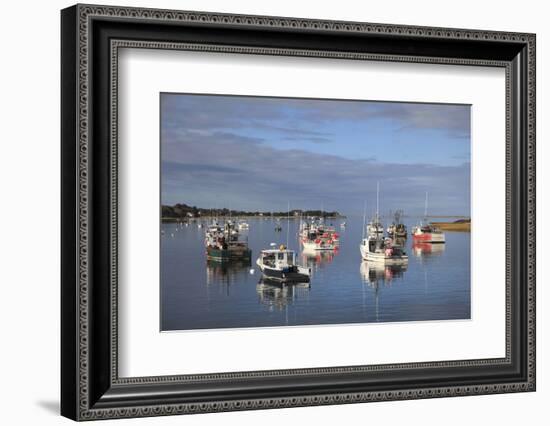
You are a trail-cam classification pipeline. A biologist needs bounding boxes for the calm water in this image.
[161,217,470,331]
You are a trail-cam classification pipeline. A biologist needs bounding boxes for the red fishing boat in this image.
[411,192,446,244]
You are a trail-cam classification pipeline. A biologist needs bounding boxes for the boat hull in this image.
[206,246,252,262]
[412,232,445,243]
[258,266,310,283]
[359,245,409,264]
[302,241,335,251]
[366,253,409,265]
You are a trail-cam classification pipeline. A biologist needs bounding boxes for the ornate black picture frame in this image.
[61,4,536,421]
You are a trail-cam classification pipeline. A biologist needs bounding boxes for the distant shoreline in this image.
[162,203,345,221]
[430,218,471,232]
[161,214,345,223]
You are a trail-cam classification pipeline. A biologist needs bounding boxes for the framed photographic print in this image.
[61,4,536,421]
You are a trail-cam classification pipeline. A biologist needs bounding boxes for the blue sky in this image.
[160,93,471,216]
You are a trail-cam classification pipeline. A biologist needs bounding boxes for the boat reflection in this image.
[359,261,407,322]
[300,247,339,269]
[256,278,310,311]
[412,242,446,258]
[359,261,407,288]
[205,260,251,288]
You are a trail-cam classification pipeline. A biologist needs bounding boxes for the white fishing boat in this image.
[360,236,408,264]
[237,220,249,231]
[256,245,311,283]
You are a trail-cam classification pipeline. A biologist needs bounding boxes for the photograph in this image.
[160,93,472,331]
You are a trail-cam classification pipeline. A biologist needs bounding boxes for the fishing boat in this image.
[411,225,446,243]
[299,218,340,248]
[301,237,336,251]
[256,245,311,283]
[411,193,446,244]
[300,220,338,250]
[360,236,409,264]
[237,220,249,231]
[204,221,252,262]
[386,210,407,238]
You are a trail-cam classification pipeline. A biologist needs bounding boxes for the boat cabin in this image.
[416,224,442,234]
[362,237,406,256]
[259,247,297,269]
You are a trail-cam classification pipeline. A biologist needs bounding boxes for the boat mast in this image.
[376,181,380,222]
[424,192,429,221]
[286,201,290,248]
[362,200,367,240]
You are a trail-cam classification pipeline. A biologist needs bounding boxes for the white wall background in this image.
[0,0,546,424]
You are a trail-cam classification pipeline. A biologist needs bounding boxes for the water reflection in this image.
[412,242,446,259]
[162,217,470,330]
[359,261,407,288]
[205,260,251,288]
[256,279,311,311]
[300,247,339,270]
[359,261,408,322]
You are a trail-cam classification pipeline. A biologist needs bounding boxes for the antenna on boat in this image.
[362,200,367,240]
[424,191,429,220]
[376,181,380,220]
[286,201,290,248]
[299,209,302,237]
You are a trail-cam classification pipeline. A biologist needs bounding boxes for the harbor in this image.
[159,93,473,331]
[161,211,471,331]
